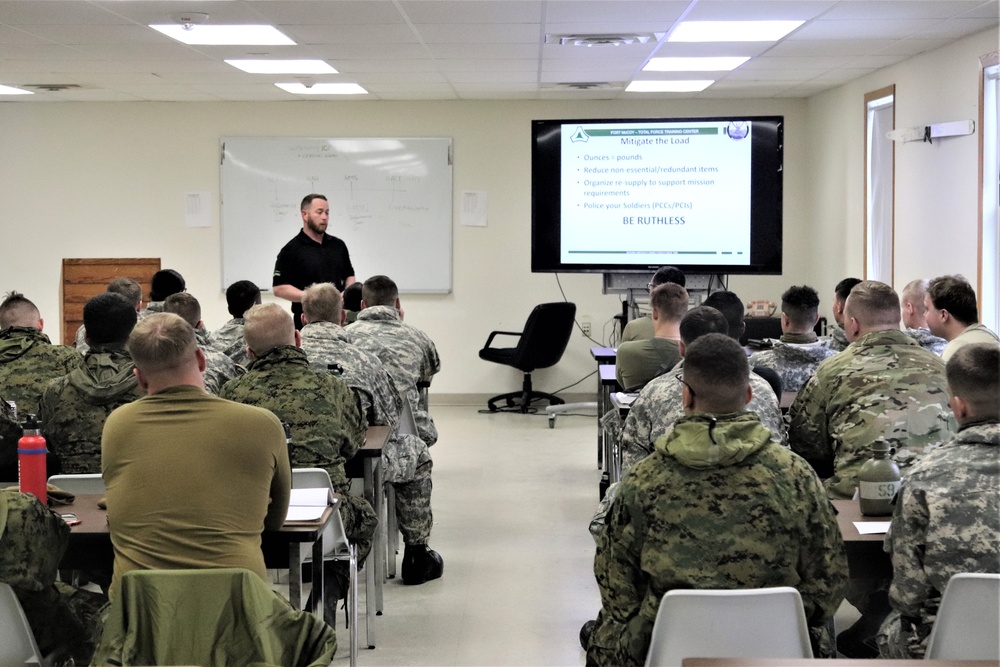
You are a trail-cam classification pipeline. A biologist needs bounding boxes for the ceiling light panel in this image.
[626,80,714,92]
[668,21,805,42]
[149,25,295,46]
[0,84,33,95]
[275,82,368,95]
[225,59,337,74]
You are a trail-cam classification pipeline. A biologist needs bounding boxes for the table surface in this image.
[832,498,891,543]
[599,363,620,385]
[683,659,998,666]
[591,346,617,363]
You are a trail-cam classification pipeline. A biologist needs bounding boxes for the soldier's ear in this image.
[949,393,969,422]
[133,367,150,393]
[294,330,302,348]
[339,310,346,326]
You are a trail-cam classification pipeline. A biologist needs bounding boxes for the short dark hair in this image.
[84,292,137,347]
[163,292,202,328]
[149,269,186,302]
[679,306,729,346]
[362,275,399,308]
[650,283,689,322]
[106,278,142,309]
[652,266,686,288]
[834,278,863,304]
[225,280,261,319]
[343,282,363,311]
[782,285,820,329]
[0,292,40,329]
[946,343,999,419]
[683,333,751,413]
[928,275,979,325]
[300,193,328,211]
[702,291,744,340]
[844,280,901,328]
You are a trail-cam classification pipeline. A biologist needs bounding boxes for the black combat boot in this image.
[401,544,443,585]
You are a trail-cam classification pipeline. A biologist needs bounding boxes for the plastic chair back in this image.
[644,587,812,667]
[925,572,1000,660]
[290,468,349,557]
[0,582,43,665]
[48,473,105,495]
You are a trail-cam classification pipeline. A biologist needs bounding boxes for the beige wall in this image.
[0,27,994,397]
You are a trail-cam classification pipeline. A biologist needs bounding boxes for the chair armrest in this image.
[483,330,523,349]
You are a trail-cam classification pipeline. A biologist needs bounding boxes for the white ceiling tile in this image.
[539,71,631,83]
[814,67,879,81]
[342,71,448,84]
[790,18,942,40]
[363,82,456,93]
[71,43,207,61]
[913,17,999,38]
[820,1,987,20]
[542,56,645,70]
[428,43,539,59]
[13,23,166,45]
[247,1,407,25]
[281,24,418,46]
[543,1,687,24]
[0,25,50,45]
[333,59,440,73]
[956,2,1000,19]
[875,37,951,56]
[684,0,837,21]
[433,58,536,72]
[843,54,908,69]
[308,43,430,60]
[765,38,897,56]
[0,43,94,59]
[414,23,541,44]
[649,42,773,57]
[398,1,542,24]
[0,1,129,25]
[88,1,266,25]
[444,70,537,83]
[742,55,848,70]
[722,68,828,81]
[541,42,655,60]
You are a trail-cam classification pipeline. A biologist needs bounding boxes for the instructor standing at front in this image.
[273,193,356,329]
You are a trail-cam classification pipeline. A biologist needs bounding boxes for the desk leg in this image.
[362,457,380,648]
[289,544,303,610]
[596,371,605,469]
[312,532,325,623]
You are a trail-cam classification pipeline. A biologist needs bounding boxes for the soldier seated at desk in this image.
[614,283,686,392]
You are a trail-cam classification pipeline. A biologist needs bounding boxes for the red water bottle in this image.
[18,414,47,506]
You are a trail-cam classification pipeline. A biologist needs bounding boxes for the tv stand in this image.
[603,273,724,327]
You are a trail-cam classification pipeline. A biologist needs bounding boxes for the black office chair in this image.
[479,302,577,413]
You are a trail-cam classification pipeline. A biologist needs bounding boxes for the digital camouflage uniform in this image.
[219,345,376,561]
[749,336,837,392]
[0,326,82,417]
[39,346,143,474]
[194,330,245,395]
[592,364,786,537]
[903,327,946,356]
[346,305,440,447]
[0,489,107,663]
[301,320,435,544]
[587,413,848,667]
[208,317,251,367]
[877,419,1000,659]
[825,324,850,352]
[788,330,953,499]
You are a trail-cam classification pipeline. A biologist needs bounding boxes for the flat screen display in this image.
[532,116,783,275]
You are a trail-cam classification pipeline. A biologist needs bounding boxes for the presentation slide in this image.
[559,120,753,266]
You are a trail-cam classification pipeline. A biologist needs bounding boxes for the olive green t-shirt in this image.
[615,338,682,391]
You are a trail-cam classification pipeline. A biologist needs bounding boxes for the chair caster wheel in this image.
[548,416,556,428]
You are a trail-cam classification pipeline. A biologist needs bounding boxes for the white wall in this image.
[804,27,997,293]
[0,26,994,398]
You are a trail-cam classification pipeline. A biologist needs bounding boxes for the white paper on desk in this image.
[285,505,326,522]
[289,488,334,507]
[614,392,638,406]
[854,521,891,535]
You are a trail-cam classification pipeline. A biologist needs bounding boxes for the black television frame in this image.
[531,115,784,275]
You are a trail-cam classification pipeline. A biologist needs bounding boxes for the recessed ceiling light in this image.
[275,83,368,95]
[149,24,295,46]
[0,84,32,95]
[626,80,714,93]
[226,60,337,74]
[644,57,750,72]
[668,21,804,42]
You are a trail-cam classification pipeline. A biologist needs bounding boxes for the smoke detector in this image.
[170,12,209,30]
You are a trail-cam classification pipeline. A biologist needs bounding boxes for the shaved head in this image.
[243,303,296,357]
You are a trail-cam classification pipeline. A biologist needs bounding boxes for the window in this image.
[980,61,999,333]
[864,85,895,285]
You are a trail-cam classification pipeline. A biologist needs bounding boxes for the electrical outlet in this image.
[581,317,592,336]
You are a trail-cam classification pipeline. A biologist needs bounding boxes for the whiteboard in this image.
[220,137,453,293]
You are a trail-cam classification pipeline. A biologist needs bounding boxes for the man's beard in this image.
[306,218,327,235]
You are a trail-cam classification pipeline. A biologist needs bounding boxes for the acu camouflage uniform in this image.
[877,419,1000,659]
[301,320,435,544]
[592,364,786,537]
[588,413,848,667]
[0,326,82,416]
[749,336,837,392]
[903,327,947,356]
[194,330,245,395]
[208,317,251,367]
[39,346,143,474]
[824,324,850,352]
[0,490,107,663]
[346,305,440,447]
[219,345,376,560]
[788,330,953,499]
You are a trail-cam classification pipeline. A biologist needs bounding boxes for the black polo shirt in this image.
[273,230,354,327]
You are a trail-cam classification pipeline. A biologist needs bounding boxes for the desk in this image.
[683,659,997,667]
[599,364,622,485]
[62,494,333,623]
[832,499,893,580]
[780,391,797,411]
[591,347,617,468]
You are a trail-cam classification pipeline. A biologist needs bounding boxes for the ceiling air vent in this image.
[551,82,617,90]
[545,33,660,47]
[23,83,85,92]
